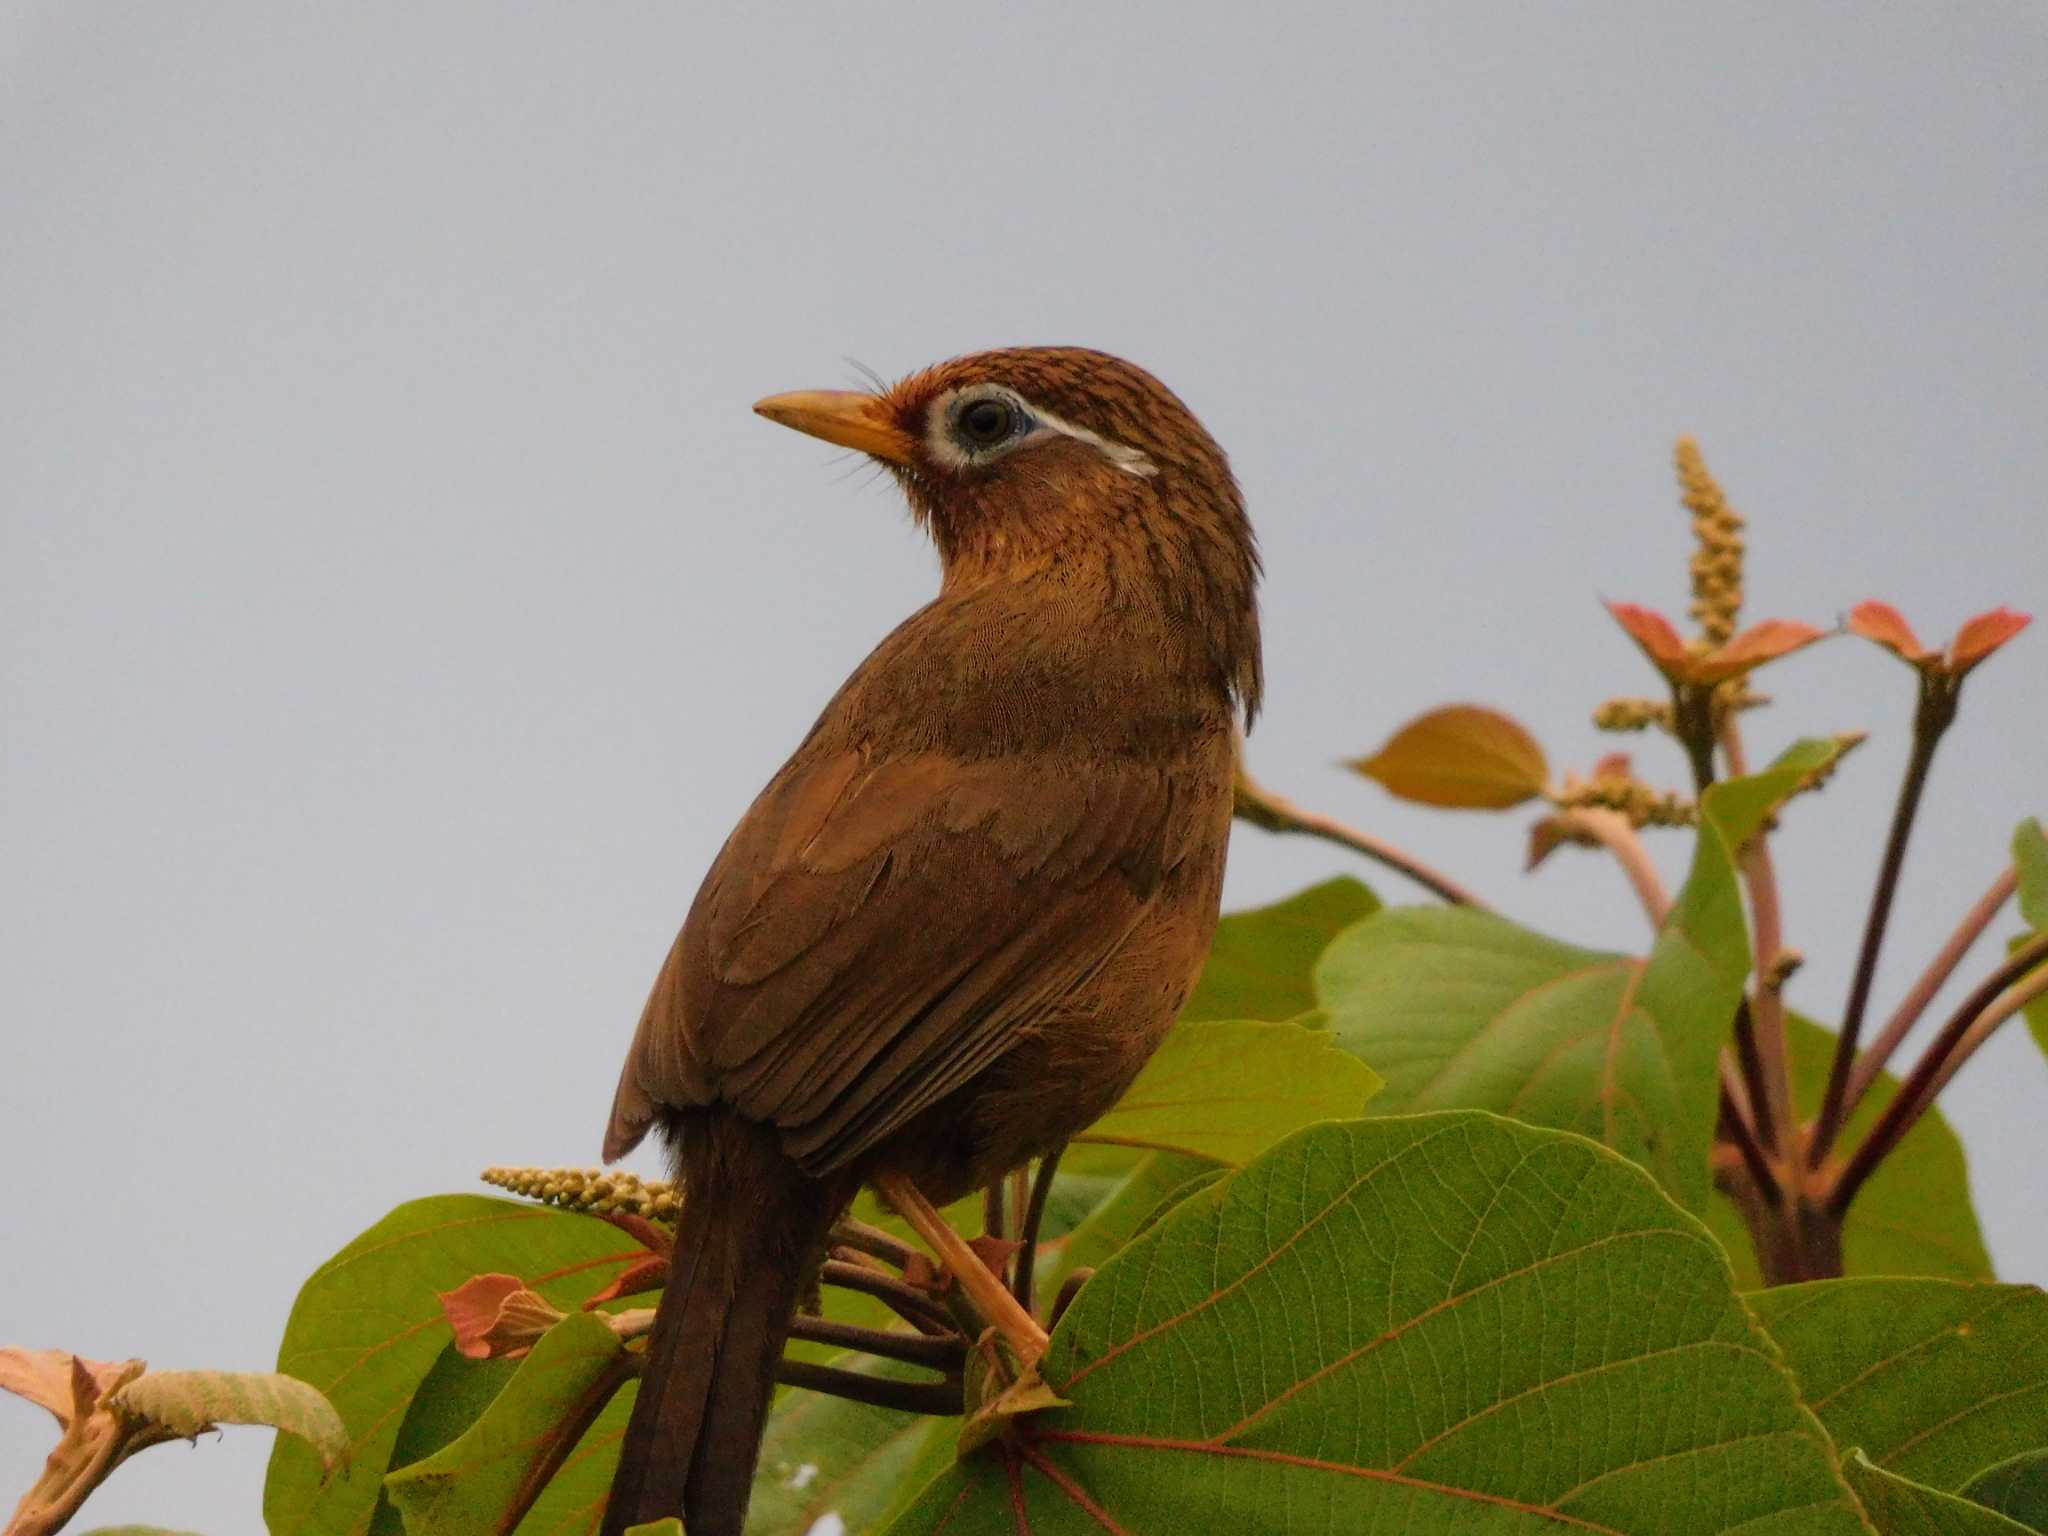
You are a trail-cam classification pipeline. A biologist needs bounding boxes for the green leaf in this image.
[888,1113,1866,1534]
[1749,1279,2048,1491]
[1073,1018,1381,1165]
[370,1349,518,1535]
[1180,877,1377,1022]
[1707,736,1853,848]
[748,1357,951,1536]
[2014,819,2048,932]
[621,1523,685,1535]
[1705,1014,1992,1284]
[265,1195,652,1536]
[1315,847,1747,1212]
[1962,1451,2048,1532]
[383,1312,627,1535]
[109,1370,345,1474]
[1846,1452,2035,1534]
[79,1529,210,1535]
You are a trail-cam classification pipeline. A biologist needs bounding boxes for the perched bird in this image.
[599,347,1262,1536]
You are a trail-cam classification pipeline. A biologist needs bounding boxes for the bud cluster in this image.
[481,1165,681,1221]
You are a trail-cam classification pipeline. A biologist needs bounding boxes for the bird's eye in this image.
[956,397,1017,449]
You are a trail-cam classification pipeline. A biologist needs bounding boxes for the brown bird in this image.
[599,346,1261,1536]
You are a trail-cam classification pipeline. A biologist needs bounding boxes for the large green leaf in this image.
[748,1357,952,1536]
[1181,876,1377,1022]
[1705,1015,1991,1284]
[1313,749,1772,1213]
[1962,1452,2048,1532]
[1846,1453,2036,1534]
[264,1195,650,1536]
[2012,819,2048,1059]
[2013,819,2048,933]
[384,1312,626,1535]
[889,1113,1867,1534]
[1072,1018,1380,1164]
[1749,1280,2048,1492]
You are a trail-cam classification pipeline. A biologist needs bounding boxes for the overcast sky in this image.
[4,4,2044,1528]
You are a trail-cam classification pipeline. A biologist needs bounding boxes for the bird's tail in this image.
[600,1113,841,1536]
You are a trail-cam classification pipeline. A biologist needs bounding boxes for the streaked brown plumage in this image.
[599,347,1260,1536]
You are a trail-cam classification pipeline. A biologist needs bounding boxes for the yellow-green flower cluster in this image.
[1556,771,1697,830]
[1675,436,1746,647]
[481,1165,681,1221]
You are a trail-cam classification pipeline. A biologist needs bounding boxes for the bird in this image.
[598,346,1262,1536]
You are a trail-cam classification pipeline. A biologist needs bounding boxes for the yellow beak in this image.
[752,389,915,466]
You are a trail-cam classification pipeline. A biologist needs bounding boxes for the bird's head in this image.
[755,346,1262,719]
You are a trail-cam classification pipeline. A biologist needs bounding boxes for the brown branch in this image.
[829,1218,917,1271]
[787,1315,966,1370]
[774,1358,964,1417]
[1729,999,1779,1156]
[1841,863,2018,1112]
[818,1260,954,1335]
[1830,930,2048,1213]
[1717,1058,1781,1204]
[1234,765,1489,908]
[1811,682,1958,1166]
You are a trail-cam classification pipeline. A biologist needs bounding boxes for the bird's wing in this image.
[605,748,1204,1173]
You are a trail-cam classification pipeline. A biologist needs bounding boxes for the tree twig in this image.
[787,1315,967,1370]
[1234,764,1489,908]
[774,1358,963,1417]
[1811,682,1958,1166]
[1841,863,2018,1113]
[1830,930,2048,1212]
[819,1260,955,1335]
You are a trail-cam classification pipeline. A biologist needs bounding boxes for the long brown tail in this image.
[600,1113,840,1536]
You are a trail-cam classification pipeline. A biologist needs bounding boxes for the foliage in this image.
[10,437,2042,1534]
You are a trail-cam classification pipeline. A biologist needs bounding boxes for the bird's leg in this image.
[875,1172,1050,1365]
[1012,1145,1065,1316]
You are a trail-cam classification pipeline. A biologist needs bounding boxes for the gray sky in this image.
[4,4,2044,1528]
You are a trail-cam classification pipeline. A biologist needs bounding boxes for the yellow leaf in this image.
[1350,705,1549,810]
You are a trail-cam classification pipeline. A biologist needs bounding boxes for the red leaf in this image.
[584,1255,671,1309]
[1605,601,1691,676]
[438,1273,565,1360]
[1949,606,2031,673]
[1692,619,1827,682]
[1847,600,1932,664]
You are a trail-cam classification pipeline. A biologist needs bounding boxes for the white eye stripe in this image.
[922,387,1158,478]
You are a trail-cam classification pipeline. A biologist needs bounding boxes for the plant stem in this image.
[1551,806,1670,927]
[775,1358,963,1417]
[1717,1059,1779,1203]
[1829,930,2048,1213]
[1719,719,1796,1162]
[787,1315,967,1370]
[1811,682,1958,1167]
[1013,1146,1065,1318]
[829,1218,917,1271]
[1841,863,2018,1113]
[1234,764,1489,908]
[819,1260,955,1334]
[1728,1001,1779,1157]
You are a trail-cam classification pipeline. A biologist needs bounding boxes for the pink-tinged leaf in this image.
[1591,751,1633,780]
[1605,600,1691,675]
[438,1274,566,1361]
[1693,618,1828,682]
[584,1254,671,1309]
[1525,815,1572,872]
[1847,601,1933,663]
[1950,606,2031,673]
[0,1348,134,1428]
[1349,704,1550,810]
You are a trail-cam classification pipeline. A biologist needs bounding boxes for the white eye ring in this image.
[922,386,1158,477]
